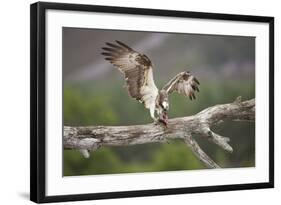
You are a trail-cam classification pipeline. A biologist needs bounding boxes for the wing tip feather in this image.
[104,57,113,61]
[115,40,132,51]
[101,52,112,56]
[194,77,200,85]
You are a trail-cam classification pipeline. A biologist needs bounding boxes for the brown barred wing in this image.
[162,71,200,100]
[101,40,154,101]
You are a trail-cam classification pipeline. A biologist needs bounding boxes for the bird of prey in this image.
[101,40,200,126]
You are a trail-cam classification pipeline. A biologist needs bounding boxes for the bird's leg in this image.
[149,106,158,124]
[158,110,168,127]
[151,107,168,127]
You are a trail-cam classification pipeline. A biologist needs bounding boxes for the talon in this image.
[158,118,168,127]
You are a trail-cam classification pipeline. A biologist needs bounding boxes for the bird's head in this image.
[158,90,169,125]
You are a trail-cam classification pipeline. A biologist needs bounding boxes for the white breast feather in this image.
[140,67,158,109]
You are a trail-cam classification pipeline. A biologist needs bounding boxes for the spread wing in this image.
[101,41,158,105]
[162,71,200,100]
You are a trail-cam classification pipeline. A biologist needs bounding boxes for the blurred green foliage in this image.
[63,79,255,176]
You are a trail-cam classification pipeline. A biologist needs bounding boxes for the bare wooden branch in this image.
[64,97,255,168]
[184,135,220,168]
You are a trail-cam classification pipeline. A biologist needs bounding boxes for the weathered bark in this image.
[64,97,255,168]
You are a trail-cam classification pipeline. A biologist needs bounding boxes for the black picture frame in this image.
[30,1,274,203]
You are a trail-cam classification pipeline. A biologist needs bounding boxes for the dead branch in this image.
[64,97,255,168]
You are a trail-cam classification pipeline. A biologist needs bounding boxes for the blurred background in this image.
[63,27,255,176]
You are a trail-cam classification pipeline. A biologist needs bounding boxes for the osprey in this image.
[102,40,200,126]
